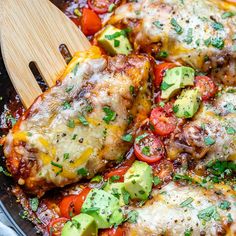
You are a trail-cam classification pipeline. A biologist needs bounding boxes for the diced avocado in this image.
[161,66,195,99]
[97,25,132,56]
[61,213,98,236]
[81,189,123,229]
[173,88,201,118]
[104,182,126,206]
[124,161,153,201]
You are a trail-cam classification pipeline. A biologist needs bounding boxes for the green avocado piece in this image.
[161,66,195,99]
[124,161,153,201]
[61,213,98,236]
[81,189,123,229]
[104,182,126,206]
[97,25,132,56]
[173,88,201,118]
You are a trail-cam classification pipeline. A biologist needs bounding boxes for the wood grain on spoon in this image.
[1,0,90,108]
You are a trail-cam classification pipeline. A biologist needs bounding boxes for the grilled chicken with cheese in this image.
[3,47,151,196]
[166,90,236,168]
[109,0,236,85]
[124,182,236,235]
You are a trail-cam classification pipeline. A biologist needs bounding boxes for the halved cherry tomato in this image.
[100,227,125,236]
[74,187,91,214]
[134,131,165,163]
[47,217,68,236]
[59,195,77,218]
[104,155,136,182]
[154,63,177,87]
[81,8,102,36]
[195,75,217,101]
[150,106,176,136]
[88,0,114,14]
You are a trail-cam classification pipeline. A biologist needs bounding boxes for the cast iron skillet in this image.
[0,1,66,235]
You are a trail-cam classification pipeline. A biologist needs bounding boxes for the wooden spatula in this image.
[1,0,91,108]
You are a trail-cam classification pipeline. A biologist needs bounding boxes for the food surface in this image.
[2,47,150,196]
[110,0,236,84]
[0,0,235,236]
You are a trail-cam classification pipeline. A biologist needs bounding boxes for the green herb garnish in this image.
[103,106,116,124]
[122,133,133,142]
[170,18,183,34]
[78,115,88,126]
[77,168,88,176]
[180,197,194,207]
[29,198,39,212]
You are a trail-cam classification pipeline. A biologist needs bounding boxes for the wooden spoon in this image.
[1,0,90,108]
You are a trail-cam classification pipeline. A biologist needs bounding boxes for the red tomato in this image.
[88,0,114,14]
[100,227,125,236]
[195,76,217,101]
[74,187,91,214]
[104,155,136,182]
[134,131,165,163]
[154,63,177,87]
[47,217,68,236]
[81,8,102,36]
[150,106,176,136]
[59,195,77,218]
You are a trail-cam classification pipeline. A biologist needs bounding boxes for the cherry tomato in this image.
[74,187,91,214]
[150,106,176,136]
[59,195,77,218]
[88,0,114,14]
[104,155,136,182]
[100,227,125,236]
[47,217,68,236]
[81,8,102,36]
[195,76,217,101]
[134,131,165,163]
[154,63,177,87]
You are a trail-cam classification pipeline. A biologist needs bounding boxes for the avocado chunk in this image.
[61,213,98,236]
[97,25,132,56]
[124,161,153,201]
[173,88,201,118]
[161,66,195,99]
[104,182,126,206]
[81,189,123,229]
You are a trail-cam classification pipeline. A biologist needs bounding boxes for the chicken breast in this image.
[3,47,151,196]
[109,0,236,85]
[125,182,236,235]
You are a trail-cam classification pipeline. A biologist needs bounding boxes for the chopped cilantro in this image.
[67,119,75,128]
[62,101,71,110]
[126,210,138,223]
[114,39,120,47]
[184,28,193,44]
[129,85,135,96]
[173,174,193,182]
[122,189,130,205]
[204,37,211,47]
[63,153,70,161]
[103,106,116,124]
[222,12,235,19]
[180,197,194,207]
[197,206,220,222]
[211,22,224,31]
[218,200,231,210]
[0,166,12,177]
[122,133,133,142]
[153,176,162,186]
[78,115,88,126]
[158,51,169,58]
[173,105,179,113]
[90,175,103,183]
[105,28,131,40]
[77,168,88,176]
[73,63,79,75]
[110,175,120,182]
[141,146,150,156]
[135,133,148,143]
[170,18,183,34]
[161,81,174,91]
[184,228,193,236]
[227,213,233,223]
[65,86,74,93]
[29,198,39,212]
[204,136,215,146]
[211,37,224,49]
[72,134,77,140]
[225,126,236,135]
[153,20,163,29]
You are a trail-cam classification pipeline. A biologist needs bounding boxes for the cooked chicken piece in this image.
[3,47,151,196]
[125,182,236,236]
[166,91,236,167]
[109,0,236,85]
